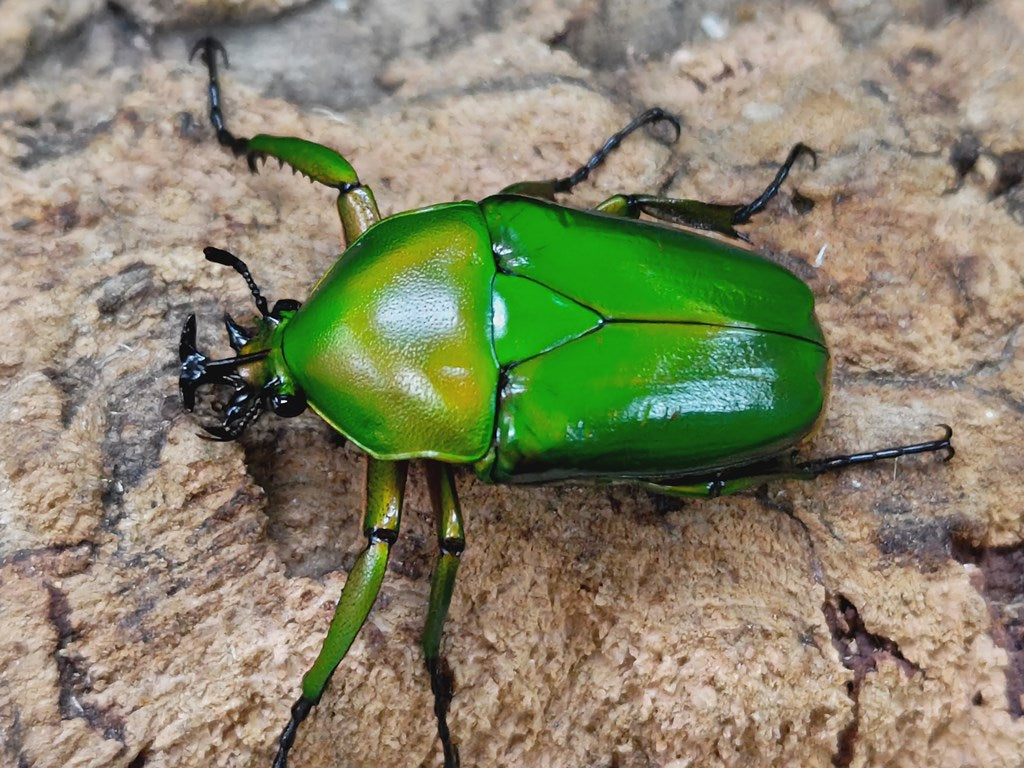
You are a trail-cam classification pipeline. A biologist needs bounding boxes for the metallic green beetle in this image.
[180,38,953,768]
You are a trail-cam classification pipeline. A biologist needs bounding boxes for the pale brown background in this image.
[2,1,1023,767]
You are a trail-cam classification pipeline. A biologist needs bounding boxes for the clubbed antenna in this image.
[179,246,305,440]
[204,246,269,318]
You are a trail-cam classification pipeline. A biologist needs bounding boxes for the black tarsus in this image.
[552,107,682,195]
[796,424,955,477]
[427,657,461,768]
[731,142,817,226]
[189,36,254,160]
[272,696,315,768]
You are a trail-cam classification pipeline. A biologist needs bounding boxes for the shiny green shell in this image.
[279,195,829,481]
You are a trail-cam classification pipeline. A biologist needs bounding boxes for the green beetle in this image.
[180,38,953,768]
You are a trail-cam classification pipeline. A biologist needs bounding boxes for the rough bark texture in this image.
[2,1,1023,767]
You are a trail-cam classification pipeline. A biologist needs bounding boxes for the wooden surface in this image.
[2,1,1023,766]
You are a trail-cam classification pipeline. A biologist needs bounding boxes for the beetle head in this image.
[179,247,307,440]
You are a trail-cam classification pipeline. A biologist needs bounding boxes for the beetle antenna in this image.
[204,246,270,318]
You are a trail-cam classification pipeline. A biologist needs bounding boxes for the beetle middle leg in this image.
[423,462,466,768]
[273,458,408,768]
[190,37,379,246]
[593,142,817,241]
[499,107,681,200]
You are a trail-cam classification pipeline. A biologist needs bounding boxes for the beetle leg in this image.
[730,143,817,226]
[500,108,681,200]
[423,462,466,768]
[593,144,817,241]
[792,424,955,478]
[644,476,766,498]
[273,457,408,768]
[594,193,761,242]
[190,37,380,246]
[646,426,954,498]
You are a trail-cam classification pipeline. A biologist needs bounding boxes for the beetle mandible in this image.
[179,37,954,768]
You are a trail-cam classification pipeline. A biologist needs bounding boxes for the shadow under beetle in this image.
[179,37,954,768]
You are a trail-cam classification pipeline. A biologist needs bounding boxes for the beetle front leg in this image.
[422,462,466,768]
[273,457,408,768]
[593,143,816,241]
[191,38,380,245]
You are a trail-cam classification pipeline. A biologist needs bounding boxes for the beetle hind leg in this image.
[646,426,954,498]
[791,424,955,478]
[423,462,466,768]
[594,143,817,241]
